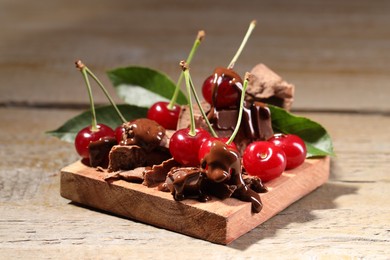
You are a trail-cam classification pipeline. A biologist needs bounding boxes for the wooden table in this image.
[1,0,389,258]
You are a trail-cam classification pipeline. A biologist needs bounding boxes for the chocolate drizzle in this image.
[201,140,263,213]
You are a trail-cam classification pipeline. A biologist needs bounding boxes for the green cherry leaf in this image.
[268,105,335,158]
[107,66,187,108]
[46,104,147,143]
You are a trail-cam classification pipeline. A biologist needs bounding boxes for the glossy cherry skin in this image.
[114,125,125,143]
[202,72,242,109]
[169,128,211,166]
[74,124,115,159]
[268,134,307,169]
[243,141,287,182]
[198,137,238,163]
[147,101,181,130]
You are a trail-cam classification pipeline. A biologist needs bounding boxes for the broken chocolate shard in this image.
[246,63,294,110]
[104,167,145,183]
[88,136,118,168]
[201,140,263,213]
[143,158,181,187]
[166,167,209,202]
[108,145,146,172]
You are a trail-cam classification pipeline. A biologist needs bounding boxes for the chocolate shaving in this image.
[143,158,181,187]
[105,167,145,183]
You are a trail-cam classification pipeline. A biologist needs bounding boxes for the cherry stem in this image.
[168,30,205,110]
[227,20,256,70]
[77,61,127,124]
[185,65,218,138]
[180,61,196,136]
[76,61,98,131]
[226,72,250,145]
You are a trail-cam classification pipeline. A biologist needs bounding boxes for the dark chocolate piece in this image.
[108,145,146,172]
[201,140,263,213]
[243,175,268,193]
[166,167,209,202]
[143,158,181,187]
[88,136,118,168]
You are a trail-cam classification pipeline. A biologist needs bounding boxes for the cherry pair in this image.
[243,134,307,182]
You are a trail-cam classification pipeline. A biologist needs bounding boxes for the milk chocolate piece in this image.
[88,137,118,168]
[104,167,146,183]
[143,158,181,187]
[121,118,167,152]
[201,140,263,213]
[165,167,208,202]
[108,145,146,172]
[246,63,294,110]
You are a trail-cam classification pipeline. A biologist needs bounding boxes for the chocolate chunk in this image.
[201,140,263,213]
[243,175,268,193]
[144,147,172,166]
[88,137,118,168]
[121,118,167,152]
[202,180,236,200]
[108,145,146,172]
[143,158,181,187]
[165,167,208,202]
[105,167,146,183]
[246,63,294,110]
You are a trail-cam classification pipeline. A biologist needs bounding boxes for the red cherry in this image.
[114,125,125,143]
[75,124,115,159]
[268,134,307,169]
[202,68,243,109]
[169,128,211,166]
[147,101,181,130]
[198,137,238,163]
[243,141,286,182]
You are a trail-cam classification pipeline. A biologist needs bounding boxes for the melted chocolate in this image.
[166,167,209,202]
[211,67,243,109]
[201,140,263,213]
[121,118,166,152]
[88,136,118,168]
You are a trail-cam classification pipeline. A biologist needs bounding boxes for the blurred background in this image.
[1,0,389,113]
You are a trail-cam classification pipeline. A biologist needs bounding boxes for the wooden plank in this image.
[60,157,330,244]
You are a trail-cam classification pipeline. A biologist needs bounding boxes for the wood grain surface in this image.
[60,157,329,244]
[1,0,389,259]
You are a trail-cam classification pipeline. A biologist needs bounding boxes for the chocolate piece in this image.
[105,167,146,183]
[201,180,236,200]
[246,63,294,110]
[177,101,274,155]
[121,118,167,152]
[144,147,172,166]
[165,167,208,202]
[143,158,181,187]
[88,136,118,168]
[243,175,268,193]
[208,102,274,154]
[108,145,146,172]
[201,140,263,213]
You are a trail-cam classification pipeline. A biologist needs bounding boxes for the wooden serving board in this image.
[60,157,330,245]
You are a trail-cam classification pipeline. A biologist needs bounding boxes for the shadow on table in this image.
[228,160,359,251]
